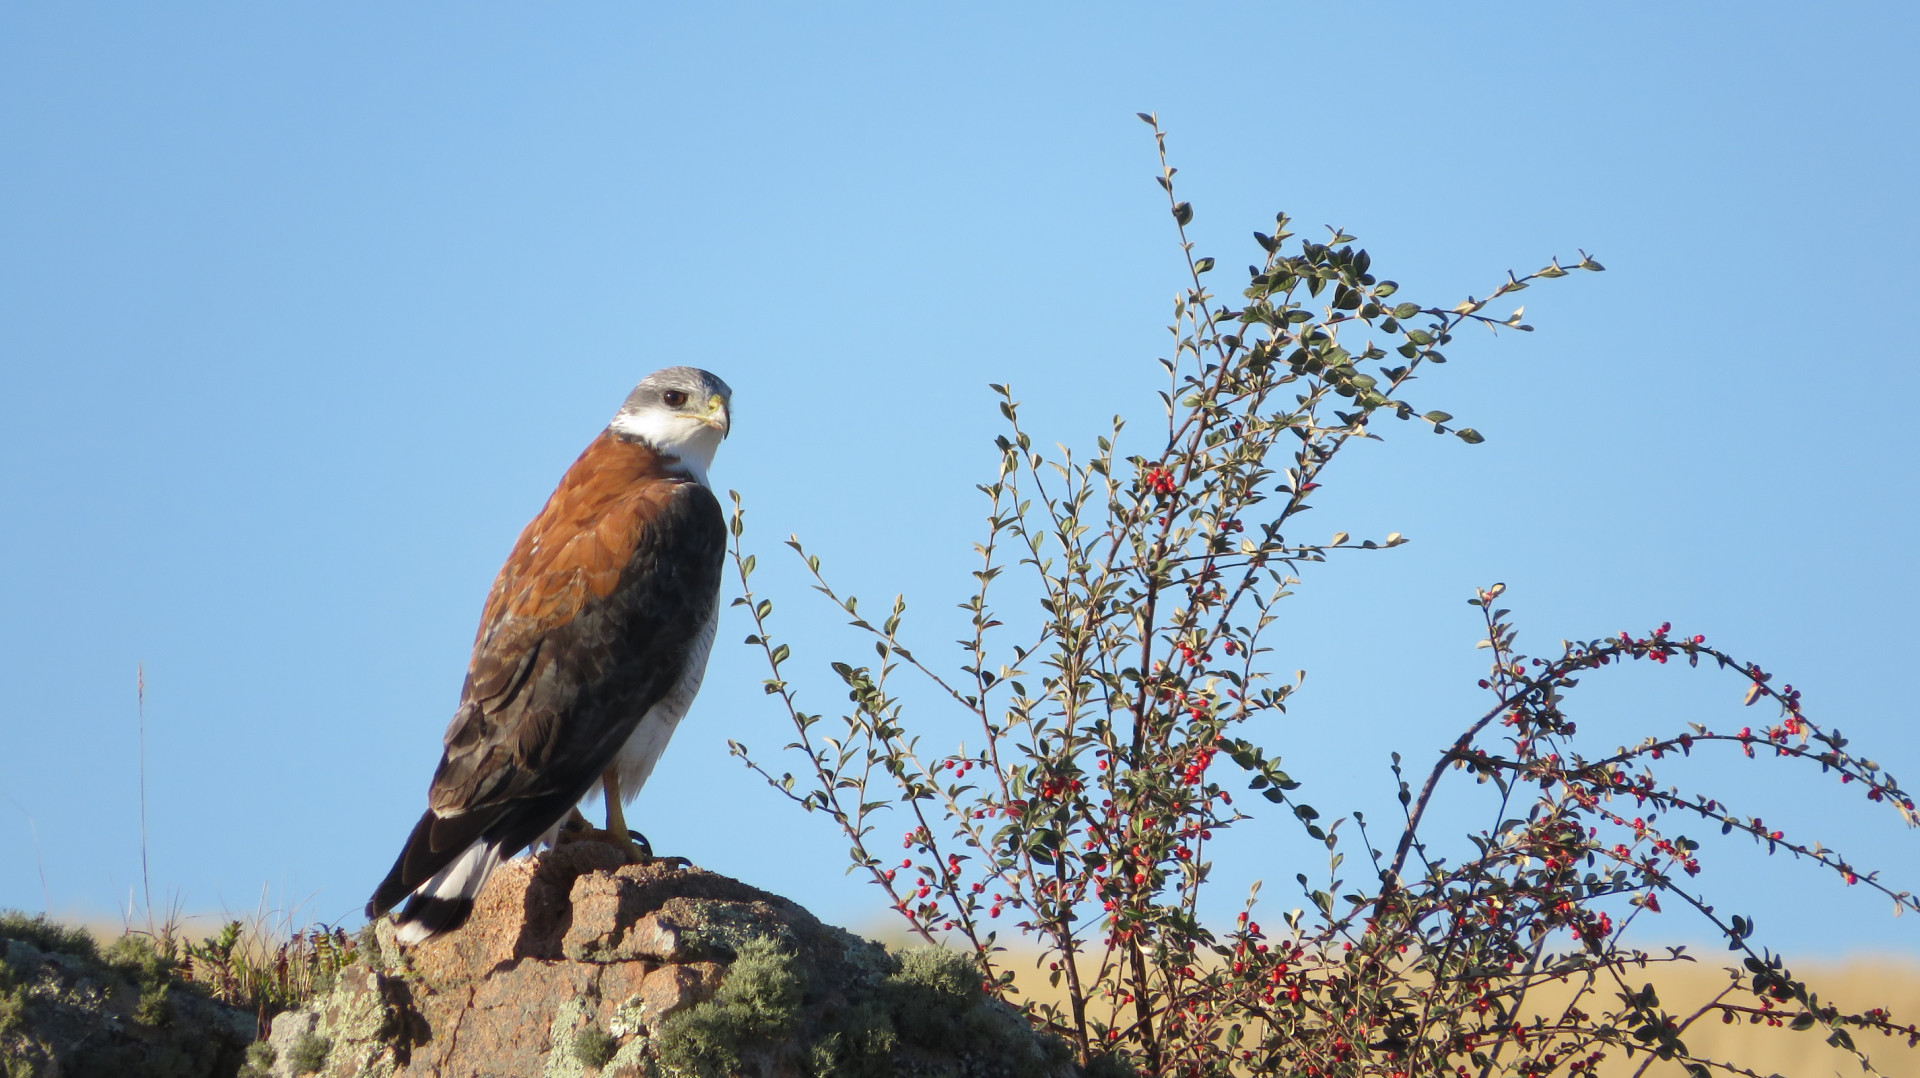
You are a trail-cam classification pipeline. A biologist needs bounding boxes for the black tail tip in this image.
[393,893,476,941]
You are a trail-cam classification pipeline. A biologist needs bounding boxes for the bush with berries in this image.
[727,117,1918,1077]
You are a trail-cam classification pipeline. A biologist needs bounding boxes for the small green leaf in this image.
[1455,428,1485,445]
[1173,202,1194,226]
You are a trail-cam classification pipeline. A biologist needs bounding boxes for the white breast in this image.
[606,601,719,805]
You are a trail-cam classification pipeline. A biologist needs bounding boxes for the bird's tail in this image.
[369,793,585,942]
[366,808,504,942]
[389,841,503,943]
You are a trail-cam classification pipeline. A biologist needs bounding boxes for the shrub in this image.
[0,911,98,962]
[286,1030,331,1075]
[572,1022,618,1069]
[238,1042,278,1078]
[883,947,983,1051]
[180,918,359,1018]
[0,968,26,1036]
[729,117,1919,1076]
[654,936,805,1077]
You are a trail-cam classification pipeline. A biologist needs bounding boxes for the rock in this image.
[269,841,1076,1077]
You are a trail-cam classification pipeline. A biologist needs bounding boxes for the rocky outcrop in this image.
[256,841,1074,1078]
[0,914,256,1077]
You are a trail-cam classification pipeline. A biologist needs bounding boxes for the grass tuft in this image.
[238,1041,278,1078]
[287,1030,331,1075]
[572,1022,618,1069]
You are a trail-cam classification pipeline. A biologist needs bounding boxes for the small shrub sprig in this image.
[179,919,358,1027]
[726,116,1917,1077]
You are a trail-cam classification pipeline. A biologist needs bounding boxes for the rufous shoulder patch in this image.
[478,433,689,637]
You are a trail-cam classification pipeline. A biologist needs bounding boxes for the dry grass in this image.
[969,940,1920,1077]
[1576,958,1920,1078]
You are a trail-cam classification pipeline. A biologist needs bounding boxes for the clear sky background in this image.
[2,5,1915,959]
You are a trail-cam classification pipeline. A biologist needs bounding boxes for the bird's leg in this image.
[598,767,690,869]
[599,767,645,863]
[601,767,626,837]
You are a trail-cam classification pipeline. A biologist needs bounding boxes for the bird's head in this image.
[610,366,733,485]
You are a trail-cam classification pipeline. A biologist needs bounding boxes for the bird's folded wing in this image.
[424,442,725,819]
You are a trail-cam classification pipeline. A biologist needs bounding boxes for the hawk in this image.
[367,367,732,942]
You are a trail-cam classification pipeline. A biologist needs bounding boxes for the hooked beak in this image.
[701,394,731,437]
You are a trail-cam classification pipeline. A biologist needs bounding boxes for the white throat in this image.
[610,410,722,487]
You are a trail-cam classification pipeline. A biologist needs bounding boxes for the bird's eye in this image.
[662,390,688,407]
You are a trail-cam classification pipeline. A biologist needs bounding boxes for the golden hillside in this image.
[986,947,1920,1076]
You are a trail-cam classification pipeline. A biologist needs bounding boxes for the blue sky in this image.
[2,5,1915,958]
